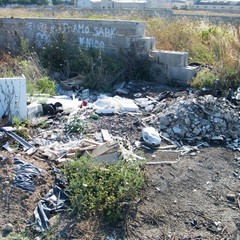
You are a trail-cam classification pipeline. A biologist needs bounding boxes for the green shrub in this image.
[36,77,56,96]
[64,156,145,222]
[191,68,219,89]
[64,115,87,134]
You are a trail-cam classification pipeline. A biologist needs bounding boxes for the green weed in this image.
[64,156,145,223]
[64,115,87,134]
[12,117,31,138]
[36,77,56,96]
[191,68,219,89]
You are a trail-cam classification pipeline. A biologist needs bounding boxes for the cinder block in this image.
[27,103,43,118]
[142,37,156,51]
[130,37,156,52]
[152,50,189,67]
[167,65,199,86]
[150,63,168,83]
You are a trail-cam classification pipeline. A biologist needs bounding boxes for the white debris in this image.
[142,127,161,146]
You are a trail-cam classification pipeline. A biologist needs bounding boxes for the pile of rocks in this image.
[153,95,240,149]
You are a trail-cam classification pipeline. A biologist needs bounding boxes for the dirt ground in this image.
[128,147,240,240]
[0,84,239,240]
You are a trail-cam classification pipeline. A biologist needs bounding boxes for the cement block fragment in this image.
[151,50,189,67]
[27,103,43,118]
[168,65,199,86]
[150,63,198,86]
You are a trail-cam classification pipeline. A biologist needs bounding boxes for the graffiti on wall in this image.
[25,21,116,49]
[35,33,51,48]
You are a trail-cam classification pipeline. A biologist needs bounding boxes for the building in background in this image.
[73,0,240,11]
[193,0,240,11]
[73,0,92,7]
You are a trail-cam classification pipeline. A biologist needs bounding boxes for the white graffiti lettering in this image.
[25,22,33,31]
[33,22,117,49]
[73,24,90,34]
[49,25,57,34]
[79,37,104,49]
[35,33,51,47]
[39,23,48,33]
[93,27,116,38]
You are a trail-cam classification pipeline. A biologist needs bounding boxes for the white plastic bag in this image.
[142,127,161,146]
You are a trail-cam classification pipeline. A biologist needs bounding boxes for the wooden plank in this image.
[91,141,119,158]
[101,129,113,142]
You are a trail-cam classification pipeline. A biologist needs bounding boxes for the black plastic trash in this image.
[33,185,68,232]
[13,158,42,192]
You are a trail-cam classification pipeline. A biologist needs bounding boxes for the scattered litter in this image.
[81,89,90,99]
[146,159,180,165]
[2,141,14,153]
[90,141,119,158]
[142,127,161,146]
[0,126,33,151]
[101,129,113,142]
[93,95,139,114]
[13,158,42,192]
[42,102,63,115]
[33,185,68,232]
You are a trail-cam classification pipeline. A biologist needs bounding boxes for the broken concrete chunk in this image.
[3,223,14,232]
[172,126,181,134]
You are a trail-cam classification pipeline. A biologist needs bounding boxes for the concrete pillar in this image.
[0,76,27,121]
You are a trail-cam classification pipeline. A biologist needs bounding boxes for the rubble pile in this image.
[152,95,240,149]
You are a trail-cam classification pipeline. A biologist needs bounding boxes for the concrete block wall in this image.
[150,50,198,86]
[0,18,152,54]
[0,18,198,86]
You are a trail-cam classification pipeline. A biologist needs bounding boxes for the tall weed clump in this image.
[64,156,145,223]
[38,34,151,91]
[146,17,240,90]
[0,38,56,96]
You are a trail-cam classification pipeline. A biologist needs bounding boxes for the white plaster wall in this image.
[0,76,27,121]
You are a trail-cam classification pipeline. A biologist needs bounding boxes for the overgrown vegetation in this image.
[64,156,145,223]
[37,34,148,91]
[0,50,56,96]
[146,17,240,90]
[12,117,30,138]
